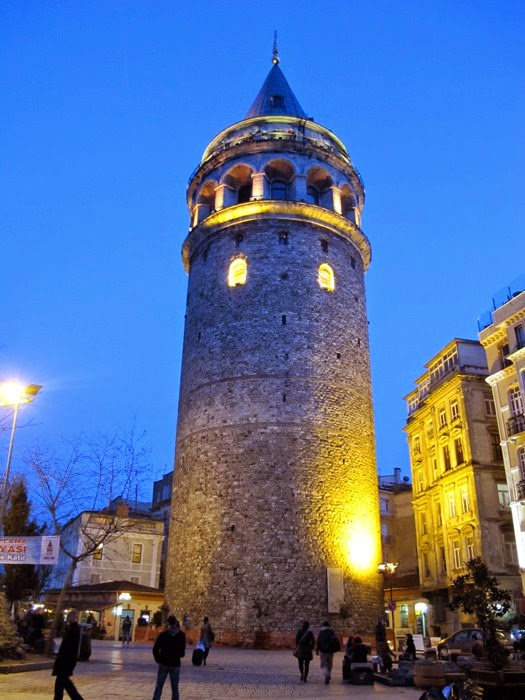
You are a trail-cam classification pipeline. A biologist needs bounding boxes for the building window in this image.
[516,324,525,349]
[423,552,431,578]
[132,543,143,564]
[400,604,409,628]
[92,545,103,560]
[484,398,496,416]
[465,536,475,561]
[90,574,101,584]
[443,445,451,472]
[417,469,424,493]
[271,179,288,200]
[504,532,518,564]
[269,95,284,108]
[426,420,434,440]
[460,486,470,514]
[439,546,447,574]
[432,458,438,482]
[439,408,447,428]
[454,438,464,466]
[318,263,335,292]
[130,576,140,584]
[420,512,427,535]
[320,239,329,253]
[237,184,251,203]
[499,343,511,369]
[519,448,525,481]
[413,436,421,456]
[380,497,389,513]
[491,434,503,462]
[436,502,442,527]
[508,386,523,416]
[452,540,462,569]
[448,492,456,518]
[450,400,459,421]
[227,257,247,287]
[497,483,510,510]
[278,229,288,245]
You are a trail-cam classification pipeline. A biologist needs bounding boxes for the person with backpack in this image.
[152,615,186,700]
[199,616,215,665]
[315,620,340,685]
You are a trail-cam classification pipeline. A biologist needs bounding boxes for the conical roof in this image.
[245,62,307,119]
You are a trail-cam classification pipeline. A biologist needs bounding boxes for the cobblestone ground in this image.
[1,641,423,699]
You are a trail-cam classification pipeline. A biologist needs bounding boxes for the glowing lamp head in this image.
[0,382,42,406]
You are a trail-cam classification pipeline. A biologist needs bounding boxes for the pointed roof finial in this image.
[272,30,279,65]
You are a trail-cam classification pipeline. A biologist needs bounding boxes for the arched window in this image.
[228,257,247,287]
[318,263,335,292]
[271,180,288,200]
[306,186,319,205]
[237,184,251,203]
[518,448,525,481]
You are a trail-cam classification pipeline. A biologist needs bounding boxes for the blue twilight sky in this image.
[1,1,524,501]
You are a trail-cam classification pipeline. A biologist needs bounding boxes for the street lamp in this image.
[0,381,42,533]
[378,561,398,638]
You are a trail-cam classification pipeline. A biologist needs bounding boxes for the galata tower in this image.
[166,45,383,644]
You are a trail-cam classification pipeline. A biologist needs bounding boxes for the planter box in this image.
[468,668,525,700]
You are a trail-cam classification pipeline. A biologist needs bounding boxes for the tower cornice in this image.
[182,200,371,273]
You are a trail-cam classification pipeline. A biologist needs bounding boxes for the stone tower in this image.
[166,47,382,643]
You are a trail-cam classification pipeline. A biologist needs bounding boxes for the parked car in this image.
[437,628,512,659]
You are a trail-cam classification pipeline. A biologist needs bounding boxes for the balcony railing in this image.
[516,480,525,501]
[507,413,525,437]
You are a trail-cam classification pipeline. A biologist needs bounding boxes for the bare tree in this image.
[26,428,151,652]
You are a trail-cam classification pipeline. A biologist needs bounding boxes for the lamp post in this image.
[377,561,398,637]
[0,382,42,534]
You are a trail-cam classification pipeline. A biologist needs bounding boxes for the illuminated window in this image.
[436,502,442,527]
[132,543,143,564]
[460,486,470,514]
[443,445,451,471]
[454,438,464,465]
[400,604,409,628]
[228,257,247,287]
[318,263,335,292]
[450,400,459,421]
[508,386,523,416]
[439,546,447,574]
[448,492,456,518]
[497,483,510,510]
[465,536,475,560]
[92,545,103,561]
[438,408,447,428]
[452,540,461,569]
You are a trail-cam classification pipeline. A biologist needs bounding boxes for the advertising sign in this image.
[0,535,60,565]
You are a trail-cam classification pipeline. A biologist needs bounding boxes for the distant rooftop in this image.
[477,274,525,331]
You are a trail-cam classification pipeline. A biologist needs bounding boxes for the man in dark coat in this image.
[52,609,84,700]
[152,615,186,700]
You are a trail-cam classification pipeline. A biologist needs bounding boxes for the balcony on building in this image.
[507,413,525,438]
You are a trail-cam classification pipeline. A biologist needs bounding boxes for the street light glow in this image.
[0,382,42,406]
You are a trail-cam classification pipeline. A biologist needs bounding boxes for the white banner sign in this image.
[0,535,60,565]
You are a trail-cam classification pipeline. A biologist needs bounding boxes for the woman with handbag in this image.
[294,620,315,683]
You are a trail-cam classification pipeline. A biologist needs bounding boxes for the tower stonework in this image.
[166,55,383,643]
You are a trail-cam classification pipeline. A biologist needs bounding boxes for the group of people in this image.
[294,619,341,685]
[51,611,213,700]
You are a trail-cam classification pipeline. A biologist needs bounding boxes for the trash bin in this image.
[78,623,92,661]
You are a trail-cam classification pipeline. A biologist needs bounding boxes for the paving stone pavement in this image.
[1,640,423,699]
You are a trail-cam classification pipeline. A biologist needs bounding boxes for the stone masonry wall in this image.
[165,214,383,642]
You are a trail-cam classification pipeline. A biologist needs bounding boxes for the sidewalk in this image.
[1,640,423,699]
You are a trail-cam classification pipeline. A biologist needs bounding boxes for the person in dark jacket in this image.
[351,636,369,663]
[315,620,340,684]
[404,633,416,660]
[152,615,186,700]
[52,609,84,700]
[294,620,315,683]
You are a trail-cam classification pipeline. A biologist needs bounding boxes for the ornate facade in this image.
[404,339,521,637]
[479,278,525,599]
[166,50,382,643]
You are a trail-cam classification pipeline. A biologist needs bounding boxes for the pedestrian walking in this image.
[199,616,215,665]
[315,620,340,684]
[122,615,132,644]
[52,609,84,700]
[293,620,315,683]
[152,615,186,700]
